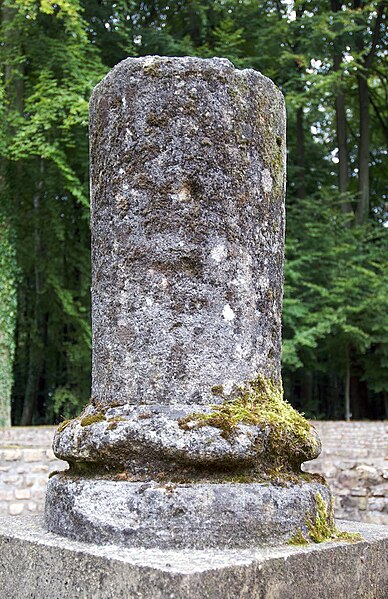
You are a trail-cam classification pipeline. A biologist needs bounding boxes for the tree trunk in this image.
[345,344,351,421]
[20,164,45,425]
[300,370,314,412]
[0,3,24,426]
[352,376,369,419]
[353,1,385,224]
[294,4,307,201]
[331,0,352,214]
[19,332,45,425]
[0,331,12,427]
[335,79,350,199]
[355,70,370,224]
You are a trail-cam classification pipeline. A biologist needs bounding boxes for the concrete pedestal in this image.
[0,515,387,598]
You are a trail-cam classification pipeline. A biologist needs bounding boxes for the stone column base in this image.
[1,515,387,598]
[45,473,333,549]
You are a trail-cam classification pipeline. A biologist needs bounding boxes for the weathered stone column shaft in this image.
[90,56,286,407]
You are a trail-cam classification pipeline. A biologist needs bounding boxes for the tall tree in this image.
[1,0,105,423]
[0,216,17,426]
[354,1,386,224]
[331,0,352,213]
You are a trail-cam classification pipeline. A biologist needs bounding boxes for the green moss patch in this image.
[179,374,318,467]
[306,492,336,543]
[289,493,363,545]
[80,413,106,427]
[288,529,309,545]
[306,493,363,544]
[57,419,72,433]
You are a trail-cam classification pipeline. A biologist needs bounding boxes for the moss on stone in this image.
[306,493,336,543]
[211,384,225,397]
[288,530,309,545]
[306,493,363,544]
[143,61,161,77]
[80,413,106,427]
[178,374,318,468]
[301,471,327,485]
[288,493,363,546]
[335,530,364,543]
[57,419,72,433]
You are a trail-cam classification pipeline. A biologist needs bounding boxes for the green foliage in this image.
[1,0,105,423]
[0,217,17,426]
[53,386,83,420]
[283,196,388,400]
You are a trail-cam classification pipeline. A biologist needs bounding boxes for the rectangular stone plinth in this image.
[0,516,387,598]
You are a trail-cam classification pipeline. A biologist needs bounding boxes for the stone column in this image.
[91,56,285,409]
[46,57,331,549]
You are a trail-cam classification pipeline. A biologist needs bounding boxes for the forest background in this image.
[0,0,387,427]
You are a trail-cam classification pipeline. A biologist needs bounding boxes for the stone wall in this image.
[304,421,387,525]
[0,427,67,517]
[0,422,387,523]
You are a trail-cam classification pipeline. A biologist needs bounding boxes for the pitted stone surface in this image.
[52,56,312,470]
[53,402,321,470]
[45,474,331,549]
[89,55,286,408]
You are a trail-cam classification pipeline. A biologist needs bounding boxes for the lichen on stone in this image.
[106,416,126,431]
[142,61,161,77]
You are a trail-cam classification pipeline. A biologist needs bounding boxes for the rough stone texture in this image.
[90,55,286,407]
[2,423,385,523]
[47,57,325,548]
[45,473,331,549]
[53,402,320,472]
[52,56,321,475]
[1,515,387,598]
